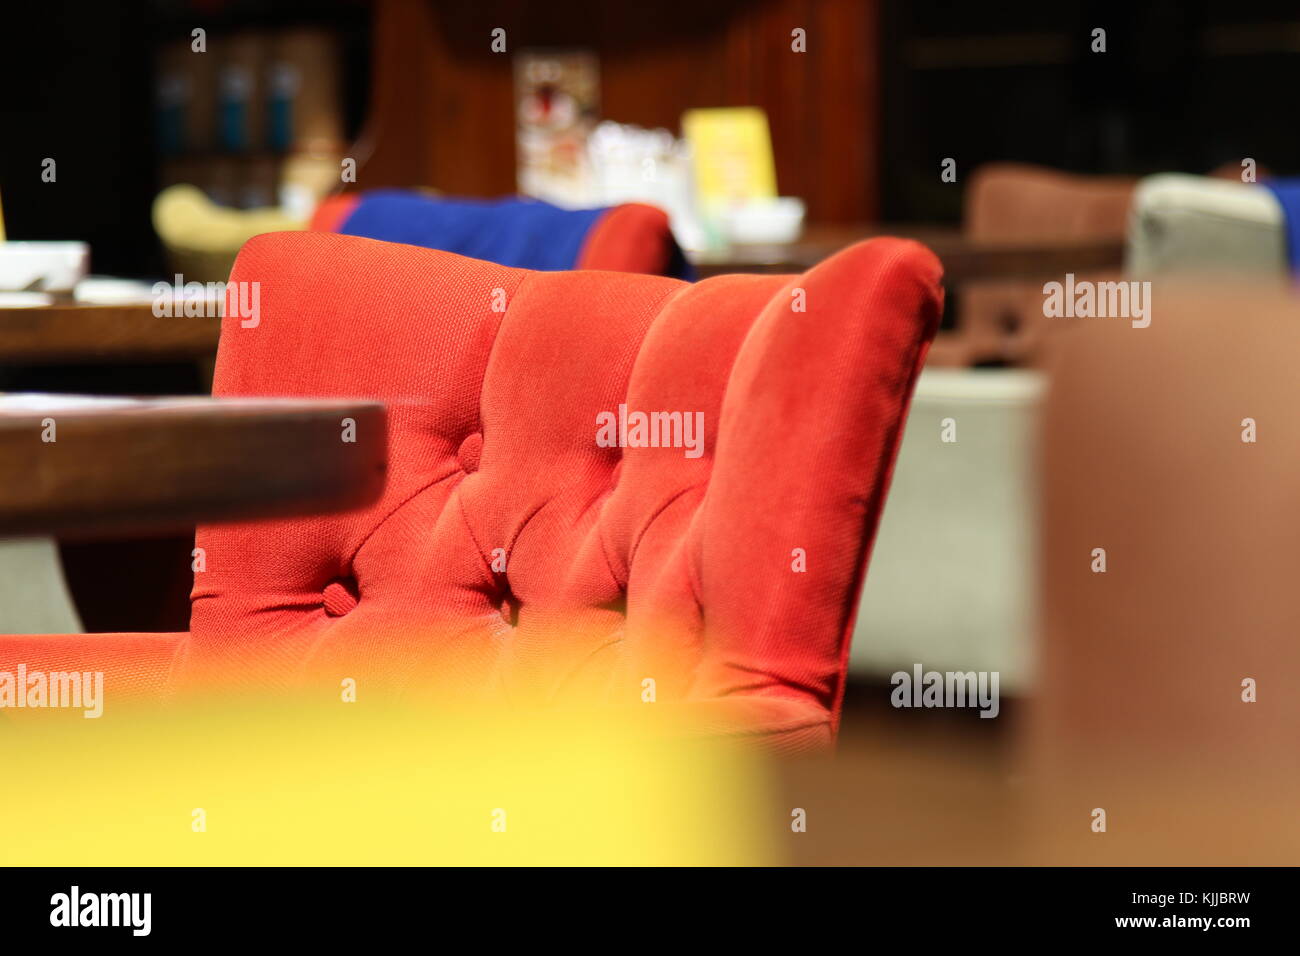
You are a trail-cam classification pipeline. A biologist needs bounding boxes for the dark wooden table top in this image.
[0,395,386,537]
[0,302,221,364]
[691,223,1126,282]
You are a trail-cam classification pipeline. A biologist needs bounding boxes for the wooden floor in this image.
[773,679,1300,866]
[775,679,1020,866]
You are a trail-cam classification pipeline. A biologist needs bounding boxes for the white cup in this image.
[0,241,91,293]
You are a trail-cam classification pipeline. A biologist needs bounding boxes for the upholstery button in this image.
[457,432,483,473]
[323,578,359,617]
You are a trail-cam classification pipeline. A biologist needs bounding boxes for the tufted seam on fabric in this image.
[681,496,707,604]
[159,637,187,694]
[595,508,626,592]
[473,260,523,438]
[684,539,706,618]
[501,494,559,558]
[714,718,832,741]
[657,697,832,742]
[589,474,628,592]
[592,278,698,589]
[645,279,697,341]
[712,712,830,737]
[343,265,521,573]
[346,462,466,569]
[457,488,563,611]
[626,481,707,574]
[711,660,825,698]
[480,267,537,420]
[454,267,558,584]
[454,482,560,611]
[454,483,499,582]
[548,633,626,701]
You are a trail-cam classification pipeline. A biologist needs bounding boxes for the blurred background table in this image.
[691,225,1125,283]
[0,226,1123,370]
[0,300,220,365]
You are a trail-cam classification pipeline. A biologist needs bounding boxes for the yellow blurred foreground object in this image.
[0,697,775,866]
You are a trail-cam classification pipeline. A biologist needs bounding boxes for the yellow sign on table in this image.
[682,107,778,205]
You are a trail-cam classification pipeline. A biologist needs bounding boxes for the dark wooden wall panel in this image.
[358,0,879,222]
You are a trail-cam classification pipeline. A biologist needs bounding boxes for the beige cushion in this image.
[1126,173,1286,275]
[852,369,1042,693]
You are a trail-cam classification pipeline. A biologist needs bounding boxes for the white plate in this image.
[0,291,54,308]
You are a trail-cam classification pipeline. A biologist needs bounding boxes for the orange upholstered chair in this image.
[1,231,941,750]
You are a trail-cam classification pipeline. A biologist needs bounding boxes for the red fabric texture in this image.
[2,231,941,748]
[0,633,183,709]
[576,203,676,274]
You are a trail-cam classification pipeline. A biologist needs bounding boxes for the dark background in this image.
[881,0,1295,220]
[0,0,1294,280]
[0,0,370,278]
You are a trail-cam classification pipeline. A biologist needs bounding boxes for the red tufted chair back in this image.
[182,231,941,750]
